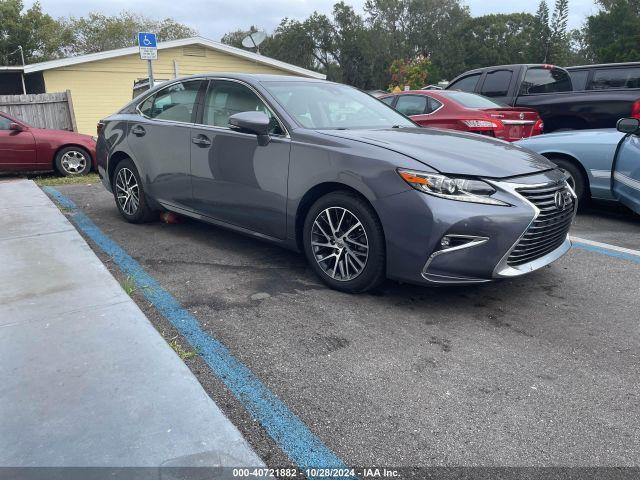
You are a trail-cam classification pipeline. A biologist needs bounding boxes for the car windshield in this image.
[442,91,508,109]
[262,81,415,130]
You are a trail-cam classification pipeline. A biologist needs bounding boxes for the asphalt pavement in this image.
[51,183,640,469]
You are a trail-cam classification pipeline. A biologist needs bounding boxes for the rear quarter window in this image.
[520,67,572,95]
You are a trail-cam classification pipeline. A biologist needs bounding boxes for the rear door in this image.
[0,115,36,170]
[612,132,640,214]
[127,79,205,209]
[478,69,515,104]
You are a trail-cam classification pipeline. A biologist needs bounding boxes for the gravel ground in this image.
[55,183,640,470]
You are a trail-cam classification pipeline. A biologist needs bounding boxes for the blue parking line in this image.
[43,187,352,479]
[571,242,640,265]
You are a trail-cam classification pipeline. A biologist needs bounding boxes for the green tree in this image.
[456,13,538,70]
[64,11,197,55]
[548,0,570,63]
[585,0,640,62]
[0,0,71,64]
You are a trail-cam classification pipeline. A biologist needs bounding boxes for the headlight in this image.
[397,169,509,206]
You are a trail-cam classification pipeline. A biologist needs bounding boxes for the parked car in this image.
[380,90,543,141]
[516,118,640,214]
[566,62,640,92]
[0,111,96,175]
[446,64,640,132]
[97,74,576,293]
[366,89,389,98]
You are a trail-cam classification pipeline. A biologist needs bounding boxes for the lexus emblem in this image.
[554,189,570,210]
[519,112,525,120]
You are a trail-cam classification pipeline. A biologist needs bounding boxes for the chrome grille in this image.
[507,182,575,267]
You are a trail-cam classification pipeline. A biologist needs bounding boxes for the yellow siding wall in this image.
[43,46,295,134]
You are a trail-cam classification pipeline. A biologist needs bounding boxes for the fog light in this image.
[441,236,451,247]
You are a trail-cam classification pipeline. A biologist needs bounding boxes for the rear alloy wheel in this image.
[303,192,385,293]
[112,159,155,223]
[55,147,91,176]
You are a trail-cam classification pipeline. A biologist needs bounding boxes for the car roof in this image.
[172,72,329,84]
[566,62,640,70]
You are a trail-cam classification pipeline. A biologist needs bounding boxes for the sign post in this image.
[138,32,158,90]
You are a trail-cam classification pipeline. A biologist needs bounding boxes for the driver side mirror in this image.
[229,111,271,146]
[616,117,640,134]
[9,122,25,132]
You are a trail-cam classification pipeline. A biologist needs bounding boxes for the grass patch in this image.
[34,172,100,186]
[120,276,136,296]
[167,335,196,360]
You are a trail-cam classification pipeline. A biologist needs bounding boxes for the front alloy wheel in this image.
[304,191,385,293]
[311,207,369,281]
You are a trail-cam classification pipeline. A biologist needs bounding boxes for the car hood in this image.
[319,127,555,178]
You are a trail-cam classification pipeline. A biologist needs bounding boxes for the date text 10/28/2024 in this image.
[232,468,400,478]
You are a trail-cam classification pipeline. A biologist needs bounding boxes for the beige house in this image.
[15,37,324,135]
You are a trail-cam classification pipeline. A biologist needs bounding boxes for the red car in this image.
[0,111,96,175]
[381,90,544,142]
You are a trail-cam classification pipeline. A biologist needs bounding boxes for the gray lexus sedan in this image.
[96,74,576,293]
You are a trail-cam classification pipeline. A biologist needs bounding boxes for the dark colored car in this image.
[447,64,640,132]
[0,111,96,175]
[380,90,543,141]
[97,74,576,293]
[566,62,640,92]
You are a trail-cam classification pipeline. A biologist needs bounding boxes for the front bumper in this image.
[374,169,576,285]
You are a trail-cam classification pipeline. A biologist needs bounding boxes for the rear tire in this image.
[547,156,588,204]
[303,191,385,293]
[111,159,156,223]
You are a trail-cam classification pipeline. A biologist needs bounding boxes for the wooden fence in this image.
[0,91,77,132]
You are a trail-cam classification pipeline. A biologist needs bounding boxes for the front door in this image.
[612,132,640,214]
[189,79,290,239]
[127,79,204,209]
[0,115,36,170]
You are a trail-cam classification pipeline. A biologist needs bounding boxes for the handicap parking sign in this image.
[138,32,157,60]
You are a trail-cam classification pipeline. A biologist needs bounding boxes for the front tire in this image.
[548,156,588,204]
[112,159,156,223]
[303,191,385,293]
[55,146,92,176]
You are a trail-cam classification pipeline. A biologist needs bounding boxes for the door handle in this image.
[131,125,146,136]
[191,135,212,147]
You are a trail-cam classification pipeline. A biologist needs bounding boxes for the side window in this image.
[427,97,443,113]
[203,81,284,135]
[590,68,640,90]
[395,95,428,116]
[380,96,395,106]
[569,70,589,91]
[520,67,572,95]
[481,70,513,97]
[140,80,203,122]
[448,74,481,92]
[0,116,10,130]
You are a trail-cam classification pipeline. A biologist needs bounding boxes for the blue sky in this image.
[29,0,599,41]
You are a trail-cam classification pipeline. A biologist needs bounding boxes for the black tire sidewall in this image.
[111,159,154,223]
[303,192,385,293]
[550,157,587,203]
[55,146,92,176]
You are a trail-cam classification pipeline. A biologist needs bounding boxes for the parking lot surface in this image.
[54,183,640,468]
